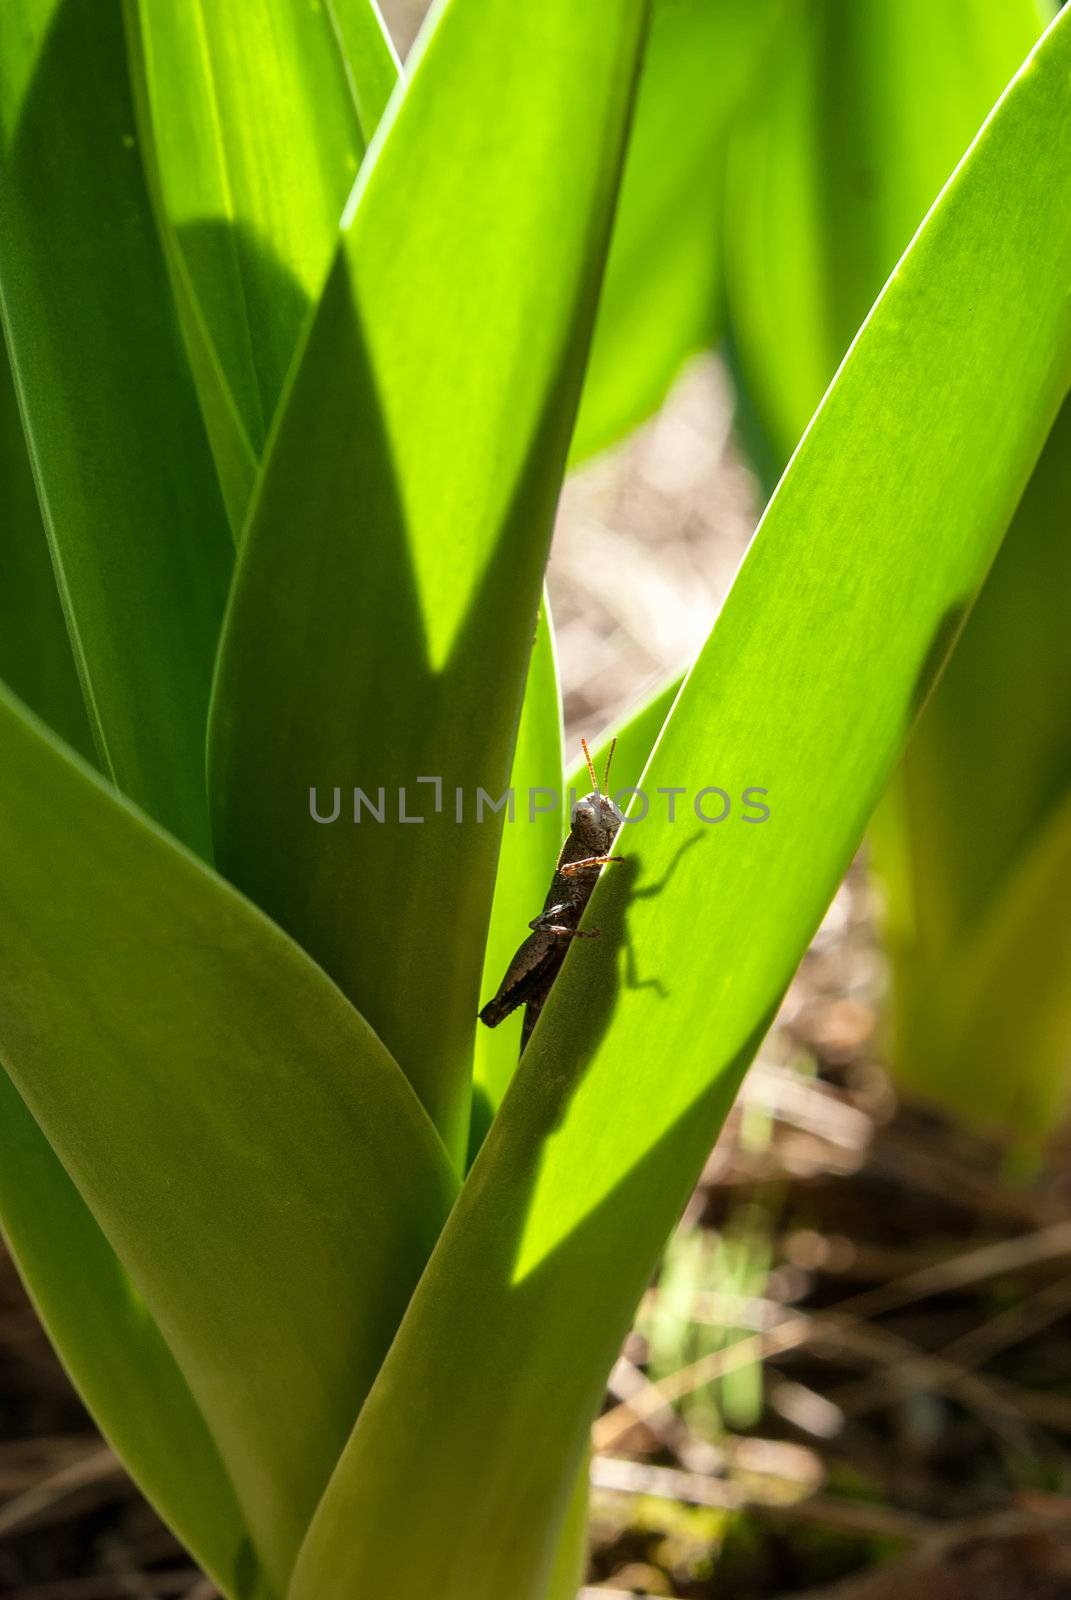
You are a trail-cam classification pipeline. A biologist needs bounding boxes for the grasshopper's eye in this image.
[572,799,597,830]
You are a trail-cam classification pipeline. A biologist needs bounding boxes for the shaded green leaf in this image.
[0,336,92,761]
[0,181,247,1594]
[0,1074,259,1599]
[876,397,1071,1130]
[0,686,457,1592]
[892,784,1071,1135]
[125,0,397,530]
[545,1462,591,1600]
[0,0,232,854]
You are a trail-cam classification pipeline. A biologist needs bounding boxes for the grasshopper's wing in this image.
[478,931,567,1028]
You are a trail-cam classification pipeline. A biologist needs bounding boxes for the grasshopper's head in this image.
[572,790,624,851]
[572,736,624,850]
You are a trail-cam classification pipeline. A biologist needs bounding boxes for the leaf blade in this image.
[0,337,93,762]
[725,0,1048,460]
[571,0,778,463]
[291,15,1071,1597]
[879,396,1071,1128]
[0,0,232,853]
[0,1074,259,1599]
[471,601,564,1139]
[0,686,457,1592]
[209,0,651,1163]
[126,0,398,530]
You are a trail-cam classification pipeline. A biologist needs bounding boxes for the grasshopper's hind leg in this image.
[522,992,551,1051]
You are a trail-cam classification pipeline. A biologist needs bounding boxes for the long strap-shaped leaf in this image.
[0,9,405,1584]
[571,0,779,463]
[0,687,457,1593]
[893,783,1071,1133]
[881,396,1071,1129]
[290,14,1071,1598]
[325,0,399,141]
[724,0,1047,464]
[0,105,249,1600]
[722,0,1069,1131]
[210,0,651,1165]
[470,603,564,1142]
[0,341,93,762]
[0,1075,259,1598]
[0,0,232,856]
[124,0,398,533]
[0,18,253,1574]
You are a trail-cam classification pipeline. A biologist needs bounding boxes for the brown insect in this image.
[479,737,624,1051]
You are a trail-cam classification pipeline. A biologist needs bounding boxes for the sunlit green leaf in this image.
[210,0,650,1164]
[471,603,564,1143]
[0,101,247,1591]
[722,0,1067,1130]
[290,16,1071,1596]
[325,0,400,139]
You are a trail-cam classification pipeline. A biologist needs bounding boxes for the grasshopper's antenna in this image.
[581,737,600,795]
[603,736,617,796]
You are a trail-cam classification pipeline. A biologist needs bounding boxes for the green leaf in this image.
[0,0,232,855]
[571,0,778,463]
[884,396,1071,960]
[325,0,400,140]
[290,14,1071,1597]
[892,783,1071,1136]
[0,337,92,762]
[720,0,1071,1130]
[124,0,398,531]
[0,190,246,1592]
[876,396,1071,1129]
[0,685,457,1593]
[724,0,1047,460]
[471,602,564,1143]
[545,1460,590,1600]
[0,1074,260,1599]
[209,0,651,1164]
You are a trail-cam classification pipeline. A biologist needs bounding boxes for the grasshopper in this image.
[479,738,624,1051]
